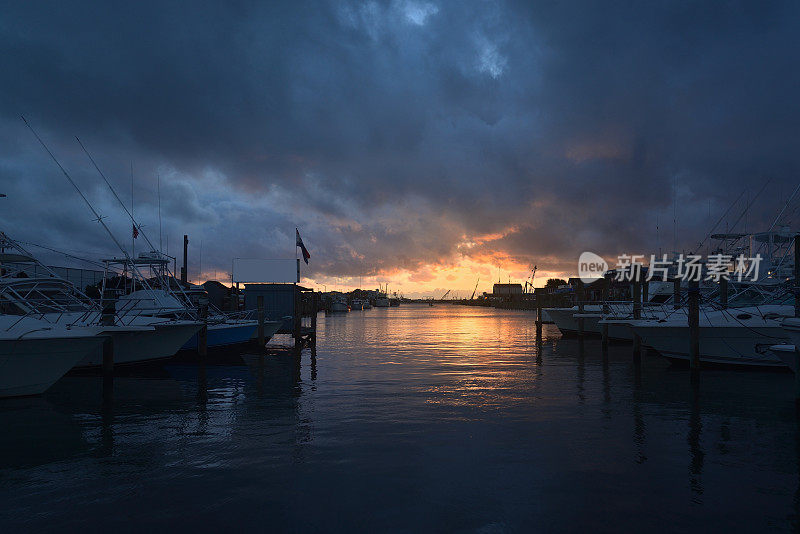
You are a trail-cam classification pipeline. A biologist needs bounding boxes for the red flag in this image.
[132,223,139,239]
[296,228,310,264]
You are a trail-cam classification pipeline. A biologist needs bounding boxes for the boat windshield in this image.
[728,286,773,306]
[728,285,793,306]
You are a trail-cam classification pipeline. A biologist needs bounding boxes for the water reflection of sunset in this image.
[318,304,551,412]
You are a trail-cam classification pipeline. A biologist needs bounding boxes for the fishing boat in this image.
[118,287,281,350]
[329,296,349,312]
[0,316,106,397]
[0,234,202,368]
[629,303,791,367]
[547,280,674,339]
[766,343,797,372]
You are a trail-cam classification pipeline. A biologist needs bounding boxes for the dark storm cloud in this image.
[1,0,799,285]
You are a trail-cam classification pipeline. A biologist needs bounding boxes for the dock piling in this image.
[257,295,265,348]
[535,298,543,340]
[632,279,642,363]
[688,279,700,379]
[576,280,585,338]
[720,277,728,309]
[601,279,609,354]
[198,300,208,359]
[795,233,800,319]
[794,234,800,403]
[102,337,114,374]
[673,277,681,310]
[181,234,188,284]
[102,336,114,403]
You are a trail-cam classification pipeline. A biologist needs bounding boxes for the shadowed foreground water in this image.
[2,304,800,532]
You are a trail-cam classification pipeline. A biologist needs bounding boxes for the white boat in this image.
[0,317,105,397]
[781,317,800,348]
[629,304,791,367]
[0,236,202,368]
[350,299,365,311]
[551,303,646,339]
[374,296,390,307]
[73,318,202,367]
[546,305,602,336]
[768,343,797,372]
[547,280,675,339]
[119,288,283,351]
[329,298,349,313]
[183,319,283,349]
[775,318,800,371]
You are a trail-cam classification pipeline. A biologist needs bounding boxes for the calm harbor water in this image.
[2,304,800,532]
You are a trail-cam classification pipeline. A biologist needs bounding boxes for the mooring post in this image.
[719,276,728,310]
[535,295,543,340]
[793,234,800,403]
[102,337,114,375]
[101,297,115,327]
[601,278,610,351]
[198,300,208,359]
[688,279,700,379]
[257,295,265,348]
[795,233,800,319]
[642,279,649,305]
[181,234,188,284]
[673,277,681,310]
[101,335,114,404]
[294,286,302,351]
[311,294,318,347]
[632,279,642,362]
[576,280,585,338]
[101,297,114,376]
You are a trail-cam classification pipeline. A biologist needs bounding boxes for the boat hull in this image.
[546,306,605,336]
[75,322,202,368]
[329,302,349,312]
[0,335,103,397]
[632,323,787,367]
[181,321,263,350]
[768,344,797,372]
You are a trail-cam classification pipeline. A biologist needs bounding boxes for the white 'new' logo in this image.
[578,252,608,283]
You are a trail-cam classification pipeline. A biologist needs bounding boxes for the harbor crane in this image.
[470,277,480,300]
[523,266,537,293]
[440,289,451,300]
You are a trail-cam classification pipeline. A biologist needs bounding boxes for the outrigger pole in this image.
[21,116,155,293]
[75,137,197,306]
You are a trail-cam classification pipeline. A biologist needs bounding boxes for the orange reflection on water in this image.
[317,303,551,413]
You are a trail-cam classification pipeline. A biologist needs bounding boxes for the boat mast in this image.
[21,117,154,292]
[768,182,800,232]
[75,137,196,306]
[130,161,134,292]
[158,173,163,255]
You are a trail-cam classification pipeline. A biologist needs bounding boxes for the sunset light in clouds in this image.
[2,2,798,296]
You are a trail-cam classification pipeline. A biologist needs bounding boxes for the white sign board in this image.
[233,258,298,283]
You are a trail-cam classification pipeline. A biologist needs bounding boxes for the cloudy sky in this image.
[1,1,799,297]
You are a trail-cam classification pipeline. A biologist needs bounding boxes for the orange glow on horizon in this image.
[192,233,573,297]
[302,256,570,298]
